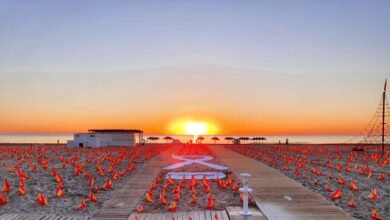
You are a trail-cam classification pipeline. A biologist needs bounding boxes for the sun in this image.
[183,121,208,136]
[168,118,219,136]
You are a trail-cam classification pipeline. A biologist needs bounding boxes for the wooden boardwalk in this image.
[210,146,354,220]
[91,146,179,220]
[128,210,229,220]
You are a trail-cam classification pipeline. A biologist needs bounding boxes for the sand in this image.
[228,144,390,220]
[0,145,166,217]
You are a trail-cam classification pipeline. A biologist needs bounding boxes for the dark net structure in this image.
[347,80,389,154]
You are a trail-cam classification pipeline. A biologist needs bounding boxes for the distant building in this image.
[67,129,143,148]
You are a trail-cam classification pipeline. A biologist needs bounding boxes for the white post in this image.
[239,173,252,216]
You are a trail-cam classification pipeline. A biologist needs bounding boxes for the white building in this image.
[67,129,143,148]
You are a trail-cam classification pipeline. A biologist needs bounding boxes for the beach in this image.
[0,145,167,217]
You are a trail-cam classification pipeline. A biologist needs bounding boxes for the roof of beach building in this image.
[88,129,143,133]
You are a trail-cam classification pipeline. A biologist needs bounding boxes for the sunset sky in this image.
[0,1,390,135]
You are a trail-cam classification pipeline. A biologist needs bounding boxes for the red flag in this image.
[206,194,214,209]
[37,192,48,206]
[168,201,177,212]
[77,197,86,210]
[89,190,98,203]
[0,192,6,205]
[372,207,382,220]
[330,189,342,200]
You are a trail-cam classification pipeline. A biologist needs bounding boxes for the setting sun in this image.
[168,119,219,136]
[183,121,207,136]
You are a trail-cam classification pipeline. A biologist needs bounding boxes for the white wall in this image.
[67,132,135,148]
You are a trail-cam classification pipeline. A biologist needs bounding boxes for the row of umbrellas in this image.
[146,136,267,144]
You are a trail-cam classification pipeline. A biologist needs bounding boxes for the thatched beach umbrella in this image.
[211,136,220,144]
[163,136,173,143]
[147,136,160,143]
[196,136,205,144]
[224,137,234,144]
[251,137,259,144]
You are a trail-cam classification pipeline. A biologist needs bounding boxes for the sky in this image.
[0,0,390,135]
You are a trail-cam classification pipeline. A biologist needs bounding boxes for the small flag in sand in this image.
[371,207,382,220]
[330,189,342,200]
[89,190,98,203]
[37,192,48,206]
[206,194,214,209]
[168,201,177,212]
[145,192,153,203]
[0,192,6,205]
[377,173,385,181]
[347,196,356,208]
[77,197,86,210]
[160,192,167,205]
[102,179,112,190]
[137,204,144,213]
[190,194,196,204]
[2,179,10,192]
[325,183,332,192]
[367,188,377,201]
[55,186,63,197]
[349,181,358,191]
[337,176,345,185]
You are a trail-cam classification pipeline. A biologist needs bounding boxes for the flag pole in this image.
[382,79,387,156]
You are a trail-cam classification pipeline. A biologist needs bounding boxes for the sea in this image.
[0,134,353,144]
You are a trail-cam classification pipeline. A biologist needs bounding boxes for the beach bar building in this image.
[67,129,143,148]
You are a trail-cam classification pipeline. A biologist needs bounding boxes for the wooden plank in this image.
[215,211,223,220]
[220,211,229,220]
[198,211,206,220]
[204,211,211,220]
[210,146,353,220]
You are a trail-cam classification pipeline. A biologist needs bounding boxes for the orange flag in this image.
[330,189,342,200]
[172,185,180,194]
[173,193,180,202]
[168,201,177,212]
[102,179,112,190]
[145,192,153,202]
[367,188,377,201]
[89,190,98,203]
[190,194,196,204]
[137,203,144,213]
[55,186,63,197]
[160,192,167,205]
[347,196,356,208]
[325,183,332,192]
[349,181,358,190]
[37,192,48,206]
[206,194,214,209]
[2,179,10,192]
[204,185,210,193]
[371,207,382,220]
[78,197,86,210]
[19,185,26,196]
[232,184,239,191]
[337,176,345,185]
[0,192,6,205]
[88,176,94,187]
